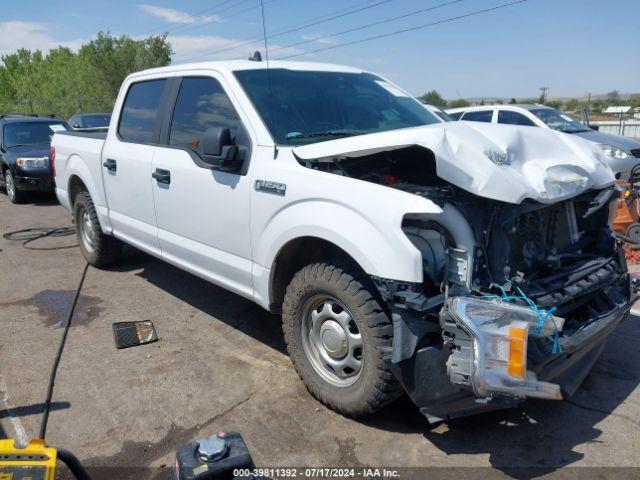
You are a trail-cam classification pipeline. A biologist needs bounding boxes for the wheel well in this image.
[270,237,357,313]
[68,175,88,208]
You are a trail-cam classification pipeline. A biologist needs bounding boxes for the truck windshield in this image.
[529,108,592,134]
[234,69,440,145]
[3,121,69,147]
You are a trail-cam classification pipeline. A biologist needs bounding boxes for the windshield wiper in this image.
[285,130,365,141]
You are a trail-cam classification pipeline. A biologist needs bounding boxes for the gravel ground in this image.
[0,193,639,480]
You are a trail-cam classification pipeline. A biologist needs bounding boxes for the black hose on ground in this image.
[57,447,94,480]
[2,227,77,250]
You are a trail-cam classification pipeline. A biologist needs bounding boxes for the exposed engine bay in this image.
[300,145,632,422]
[300,146,621,303]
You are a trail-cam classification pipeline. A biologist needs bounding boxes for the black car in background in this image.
[0,114,70,203]
[68,112,111,131]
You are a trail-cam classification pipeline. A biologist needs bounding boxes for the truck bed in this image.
[52,130,108,213]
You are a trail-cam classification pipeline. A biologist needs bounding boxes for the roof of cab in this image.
[0,115,64,124]
[446,103,552,113]
[127,60,368,80]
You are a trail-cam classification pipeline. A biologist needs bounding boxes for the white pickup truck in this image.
[52,60,632,422]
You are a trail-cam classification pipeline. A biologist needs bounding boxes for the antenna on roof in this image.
[249,51,262,62]
[259,0,277,159]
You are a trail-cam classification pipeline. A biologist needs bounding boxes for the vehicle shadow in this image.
[108,246,287,355]
[364,314,640,479]
[0,190,59,206]
[108,248,640,478]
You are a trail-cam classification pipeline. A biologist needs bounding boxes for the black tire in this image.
[74,191,121,267]
[4,170,28,204]
[282,261,402,416]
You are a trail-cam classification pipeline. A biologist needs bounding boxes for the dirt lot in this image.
[1,193,639,479]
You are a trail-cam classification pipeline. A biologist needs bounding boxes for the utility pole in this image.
[539,86,549,105]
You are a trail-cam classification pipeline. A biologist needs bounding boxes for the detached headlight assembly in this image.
[451,297,563,400]
[16,157,49,169]
[599,144,629,160]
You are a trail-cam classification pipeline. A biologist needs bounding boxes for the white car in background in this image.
[447,104,640,178]
[421,103,454,122]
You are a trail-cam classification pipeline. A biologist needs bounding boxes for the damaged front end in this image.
[377,187,632,423]
[293,123,632,422]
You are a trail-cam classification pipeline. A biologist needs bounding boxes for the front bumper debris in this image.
[384,274,632,423]
[440,297,564,401]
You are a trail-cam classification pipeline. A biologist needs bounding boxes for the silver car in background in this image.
[447,104,640,178]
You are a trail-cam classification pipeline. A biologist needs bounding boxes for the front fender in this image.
[256,198,440,283]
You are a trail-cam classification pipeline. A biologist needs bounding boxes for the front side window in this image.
[169,77,248,151]
[3,122,69,148]
[497,110,536,126]
[118,79,166,143]
[461,110,493,123]
[234,69,440,145]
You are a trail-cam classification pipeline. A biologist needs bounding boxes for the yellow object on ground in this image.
[0,439,57,480]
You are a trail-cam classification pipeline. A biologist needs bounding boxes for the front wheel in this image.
[4,170,28,204]
[282,261,402,416]
[74,191,121,267]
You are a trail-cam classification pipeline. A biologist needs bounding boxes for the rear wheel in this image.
[74,191,121,267]
[4,170,28,204]
[282,261,402,416]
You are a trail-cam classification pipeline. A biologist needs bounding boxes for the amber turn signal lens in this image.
[508,326,527,379]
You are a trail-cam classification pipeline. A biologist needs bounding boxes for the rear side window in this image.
[461,110,493,122]
[169,77,248,151]
[498,110,536,126]
[118,79,166,143]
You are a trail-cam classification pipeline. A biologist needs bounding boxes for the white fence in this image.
[589,120,640,139]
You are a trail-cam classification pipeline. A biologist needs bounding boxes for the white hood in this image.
[293,122,615,204]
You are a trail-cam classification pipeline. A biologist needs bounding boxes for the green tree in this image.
[508,98,517,104]
[629,94,640,109]
[606,90,621,106]
[564,98,580,111]
[546,99,564,110]
[419,90,447,108]
[447,98,469,108]
[0,32,172,119]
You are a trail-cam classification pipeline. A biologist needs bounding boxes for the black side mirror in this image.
[73,124,81,129]
[590,125,600,131]
[201,127,242,172]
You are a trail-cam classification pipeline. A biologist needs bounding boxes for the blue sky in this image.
[2,0,638,99]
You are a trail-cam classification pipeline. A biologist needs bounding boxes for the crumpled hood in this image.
[293,122,615,204]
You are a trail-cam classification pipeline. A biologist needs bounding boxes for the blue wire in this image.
[481,286,562,354]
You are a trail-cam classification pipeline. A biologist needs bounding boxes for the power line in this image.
[180,0,393,62]
[163,0,256,36]
[270,0,468,54]
[279,0,529,60]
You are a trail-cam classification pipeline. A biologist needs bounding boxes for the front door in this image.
[151,75,254,298]
[102,78,167,256]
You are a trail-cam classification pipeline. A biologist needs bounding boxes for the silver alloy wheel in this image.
[301,296,364,387]
[5,172,15,201]
[79,208,97,253]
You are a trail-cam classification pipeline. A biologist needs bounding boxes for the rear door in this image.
[151,75,254,298]
[460,109,495,123]
[102,78,168,255]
